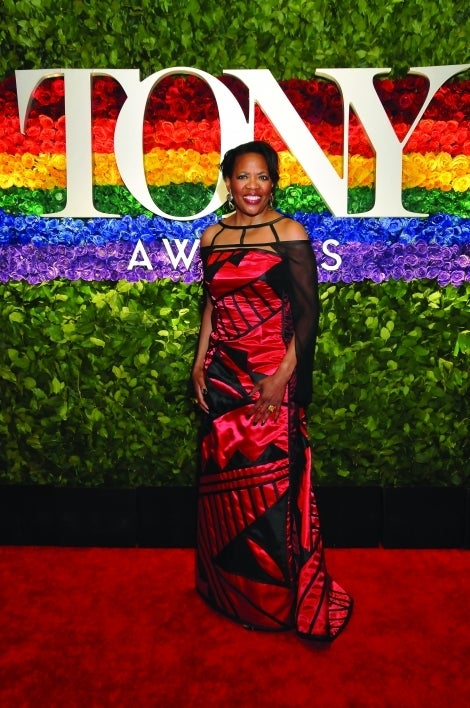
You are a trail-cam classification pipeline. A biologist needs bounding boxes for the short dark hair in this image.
[220,140,280,185]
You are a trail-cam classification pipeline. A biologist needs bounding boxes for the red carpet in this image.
[0,547,469,707]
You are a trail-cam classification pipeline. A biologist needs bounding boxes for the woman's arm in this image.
[250,218,319,421]
[191,293,213,413]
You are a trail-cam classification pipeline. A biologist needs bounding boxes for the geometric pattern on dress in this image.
[214,491,290,587]
[197,462,293,627]
[197,247,353,639]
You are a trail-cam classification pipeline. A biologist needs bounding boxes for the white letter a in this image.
[128,240,153,270]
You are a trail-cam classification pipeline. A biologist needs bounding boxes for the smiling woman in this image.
[191,141,353,641]
[223,145,278,219]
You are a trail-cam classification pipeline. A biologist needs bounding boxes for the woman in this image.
[192,140,352,640]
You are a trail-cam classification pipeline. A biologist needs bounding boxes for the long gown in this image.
[196,216,353,641]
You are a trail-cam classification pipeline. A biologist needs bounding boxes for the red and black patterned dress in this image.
[196,216,352,640]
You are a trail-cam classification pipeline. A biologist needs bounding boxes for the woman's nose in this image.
[246,174,258,188]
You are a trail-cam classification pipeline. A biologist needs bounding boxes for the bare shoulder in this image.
[200,223,221,247]
[276,216,309,242]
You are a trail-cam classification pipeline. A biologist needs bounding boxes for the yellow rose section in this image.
[1,149,469,195]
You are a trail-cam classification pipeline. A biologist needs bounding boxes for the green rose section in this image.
[1,185,470,219]
[1,278,468,488]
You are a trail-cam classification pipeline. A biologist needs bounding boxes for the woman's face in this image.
[224,152,273,219]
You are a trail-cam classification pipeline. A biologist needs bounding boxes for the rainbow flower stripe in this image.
[0,74,469,284]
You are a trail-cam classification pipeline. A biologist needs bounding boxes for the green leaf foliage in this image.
[0,279,204,486]
[0,279,468,487]
[0,0,468,80]
[0,1,469,488]
[310,280,469,487]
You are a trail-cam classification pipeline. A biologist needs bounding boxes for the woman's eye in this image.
[256,174,270,181]
[236,174,269,181]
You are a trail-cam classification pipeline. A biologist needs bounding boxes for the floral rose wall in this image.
[0,0,468,486]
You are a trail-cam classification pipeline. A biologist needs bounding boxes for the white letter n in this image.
[226,65,470,218]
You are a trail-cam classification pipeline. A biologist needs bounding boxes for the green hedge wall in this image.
[0,1,469,487]
[1,280,468,487]
[1,0,469,81]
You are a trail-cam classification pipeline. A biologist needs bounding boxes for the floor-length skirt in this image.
[196,359,352,641]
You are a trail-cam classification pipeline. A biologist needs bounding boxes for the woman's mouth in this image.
[243,195,262,204]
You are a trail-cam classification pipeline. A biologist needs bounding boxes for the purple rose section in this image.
[1,209,469,285]
[315,240,469,286]
[1,239,468,287]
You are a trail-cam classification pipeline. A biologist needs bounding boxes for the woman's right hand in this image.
[192,366,209,413]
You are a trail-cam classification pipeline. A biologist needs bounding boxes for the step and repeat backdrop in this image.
[0,66,469,487]
[1,66,469,285]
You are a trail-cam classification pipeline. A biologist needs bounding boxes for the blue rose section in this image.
[0,210,469,286]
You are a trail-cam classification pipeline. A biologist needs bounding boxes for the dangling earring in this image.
[269,193,274,208]
[227,192,235,210]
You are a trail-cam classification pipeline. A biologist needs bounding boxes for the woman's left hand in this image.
[249,372,288,425]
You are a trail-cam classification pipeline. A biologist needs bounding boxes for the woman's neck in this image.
[225,207,278,227]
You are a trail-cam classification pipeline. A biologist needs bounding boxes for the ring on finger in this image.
[267,405,275,413]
